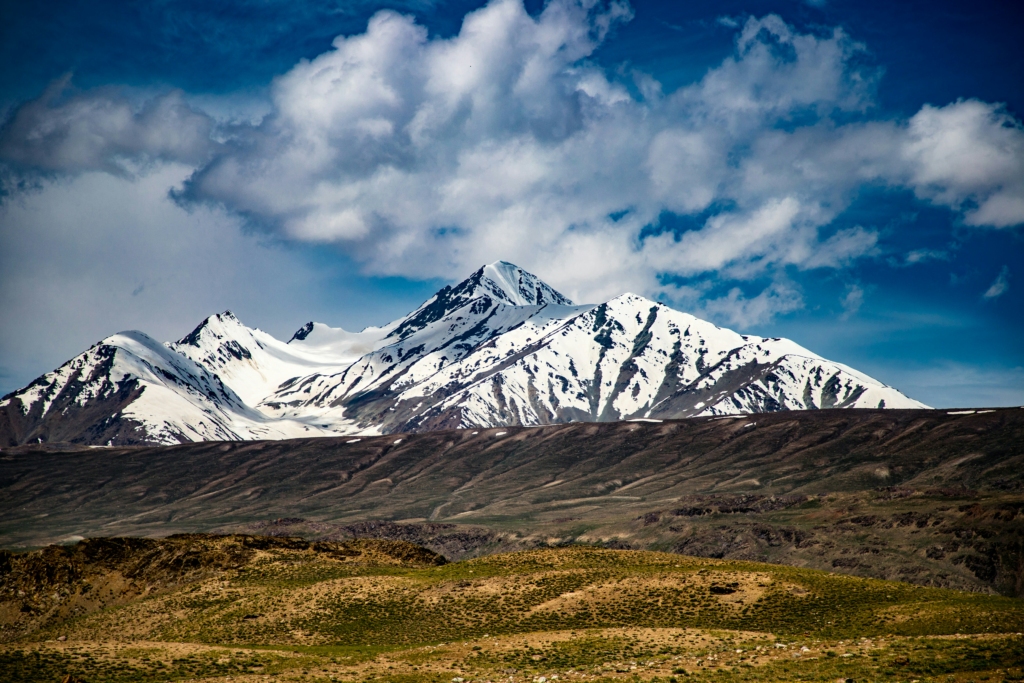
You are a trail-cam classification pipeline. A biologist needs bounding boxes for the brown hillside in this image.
[2,408,1021,594]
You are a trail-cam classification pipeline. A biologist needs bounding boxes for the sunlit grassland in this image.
[3,546,1022,682]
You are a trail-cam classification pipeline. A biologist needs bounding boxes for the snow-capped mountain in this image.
[0,330,337,445]
[168,311,371,406]
[0,261,928,446]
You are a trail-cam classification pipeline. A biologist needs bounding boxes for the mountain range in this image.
[0,261,927,446]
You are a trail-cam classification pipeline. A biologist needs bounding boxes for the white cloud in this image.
[0,75,215,176]
[645,197,804,276]
[903,248,949,265]
[688,15,873,123]
[0,164,342,394]
[840,283,864,320]
[902,100,1024,228]
[697,279,804,328]
[803,226,879,269]
[983,266,1010,299]
[2,0,1022,317]
[170,3,897,301]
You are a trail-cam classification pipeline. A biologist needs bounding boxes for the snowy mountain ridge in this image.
[0,262,928,446]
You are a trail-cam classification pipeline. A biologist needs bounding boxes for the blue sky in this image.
[0,0,1021,407]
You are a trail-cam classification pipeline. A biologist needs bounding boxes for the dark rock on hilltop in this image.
[240,518,537,561]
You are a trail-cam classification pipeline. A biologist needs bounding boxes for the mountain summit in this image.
[386,261,573,343]
[456,261,574,307]
[0,262,927,446]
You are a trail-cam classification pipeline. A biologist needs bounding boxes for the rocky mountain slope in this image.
[0,262,927,446]
[3,408,1021,595]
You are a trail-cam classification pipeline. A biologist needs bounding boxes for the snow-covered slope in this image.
[168,311,362,407]
[262,288,927,434]
[0,331,338,445]
[287,321,394,360]
[0,261,928,446]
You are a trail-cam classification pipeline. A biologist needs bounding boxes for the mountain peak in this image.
[475,261,573,307]
[176,310,247,347]
[386,262,573,341]
[289,321,315,342]
[2,265,931,448]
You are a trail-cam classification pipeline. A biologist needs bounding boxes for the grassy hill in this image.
[2,536,1022,682]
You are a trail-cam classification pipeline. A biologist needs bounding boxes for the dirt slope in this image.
[2,408,1021,594]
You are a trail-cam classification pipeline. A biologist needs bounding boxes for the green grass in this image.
[5,546,1024,682]
[181,549,1020,644]
[0,648,287,683]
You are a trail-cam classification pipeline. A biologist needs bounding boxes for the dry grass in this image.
[2,540,1023,682]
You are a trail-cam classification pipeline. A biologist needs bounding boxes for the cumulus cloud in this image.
[698,280,804,328]
[0,164,396,396]
[902,100,1024,228]
[983,266,1010,299]
[3,0,1023,315]
[171,1,894,300]
[0,75,216,176]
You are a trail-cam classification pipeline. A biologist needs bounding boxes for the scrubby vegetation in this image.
[2,537,1022,682]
